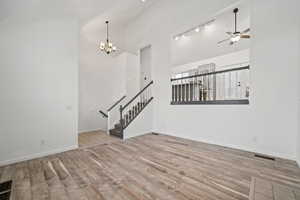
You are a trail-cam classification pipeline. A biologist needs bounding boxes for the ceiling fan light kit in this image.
[218,7,251,45]
[100,21,117,54]
[231,34,241,42]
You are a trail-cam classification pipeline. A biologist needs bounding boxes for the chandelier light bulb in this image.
[100,42,105,49]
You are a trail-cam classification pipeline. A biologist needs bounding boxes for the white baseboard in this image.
[124,131,152,140]
[78,128,106,134]
[0,145,78,167]
[155,131,296,161]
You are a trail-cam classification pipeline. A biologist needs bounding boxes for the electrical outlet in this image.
[66,105,73,111]
[40,140,45,146]
[252,137,258,143]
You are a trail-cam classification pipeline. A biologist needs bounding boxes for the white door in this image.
[140,45,152,89]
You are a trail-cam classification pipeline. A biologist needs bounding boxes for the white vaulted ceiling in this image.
[0,0,158,53]
[0,0,158,26]
[81,0,158,50]
[171,1,250,67]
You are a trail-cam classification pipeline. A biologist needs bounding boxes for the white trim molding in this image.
[0,145,78,167]
[78,129,106,134]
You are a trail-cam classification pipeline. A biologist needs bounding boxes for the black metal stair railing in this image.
[119,81,154,135]
[98,95,126,118]
[171,66,250,105]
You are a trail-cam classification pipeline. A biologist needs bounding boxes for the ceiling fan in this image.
[218,8,250,45]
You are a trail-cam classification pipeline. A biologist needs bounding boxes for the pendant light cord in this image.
[106,21,109,43]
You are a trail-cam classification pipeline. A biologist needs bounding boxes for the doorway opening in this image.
[140,45,152,89]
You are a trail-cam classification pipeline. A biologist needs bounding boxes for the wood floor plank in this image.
[0,167,3,181]
[79,131,119,148]
[273,183,296,200]
[124,138,249,199]
[42,159,70,200]
[51,158,89,200]
[12,162,32,200]
[0,165,15,183]
[104,143,244,200]
[294,189,300,200]
[86,148,173,200]
[1,133,300,200]
[28,159,49,200]
[59,151,106,200]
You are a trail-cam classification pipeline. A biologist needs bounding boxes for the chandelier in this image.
[100,21,117,54]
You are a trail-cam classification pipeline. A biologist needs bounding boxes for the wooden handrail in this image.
[122,81,154,111]
[99,110,108,118]
[107,95,126,112]
[123,97,154,129]
[171,65,250,82]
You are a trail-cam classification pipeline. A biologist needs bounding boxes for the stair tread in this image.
[109,128,123,139]
[110,128,121,133]
[110,96,154,139]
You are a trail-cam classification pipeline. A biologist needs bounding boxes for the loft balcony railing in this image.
[171,65,250,105]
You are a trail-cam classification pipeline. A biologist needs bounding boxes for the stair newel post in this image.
[107,111,110,135]
[119,105,124,137]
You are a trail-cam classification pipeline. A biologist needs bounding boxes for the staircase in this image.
[109,81,154,139]
[109,123,123,138]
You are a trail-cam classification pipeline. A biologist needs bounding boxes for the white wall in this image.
[123,47,153,139]
[0,19,79,165]
[124,102,154,139]
[298,22,300,166]
[79,31,127,133]
[249,0,299,160]
[140,46,152,88]
[125,52,140,98]
[172,49,250,74]
[125,0,300,160]
[79,25,140,133]
[298,98,300,165]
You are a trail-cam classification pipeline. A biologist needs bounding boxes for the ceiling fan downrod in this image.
[233,8,239,34]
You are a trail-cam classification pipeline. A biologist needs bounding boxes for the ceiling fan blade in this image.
[242,28,250,33]
[241,35,250,39]
[218,38,231,44]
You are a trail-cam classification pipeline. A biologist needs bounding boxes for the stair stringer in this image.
[123,101,154,140]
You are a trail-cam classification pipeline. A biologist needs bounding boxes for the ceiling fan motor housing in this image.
[217,7,250,45]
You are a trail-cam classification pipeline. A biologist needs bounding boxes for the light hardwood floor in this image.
[1,133,300,200]
[78,130,120,148]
